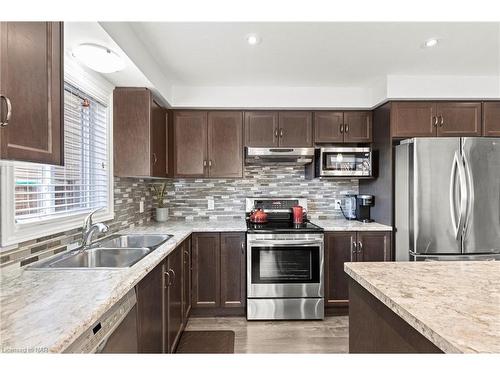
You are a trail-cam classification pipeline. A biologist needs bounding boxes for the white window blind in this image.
[13,83,109,223]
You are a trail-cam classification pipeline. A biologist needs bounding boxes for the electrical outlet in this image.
[207,198,215,210]
[334,199,342,210]
[139,201,144,213]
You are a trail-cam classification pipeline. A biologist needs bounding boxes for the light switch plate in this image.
[139,201,144,213]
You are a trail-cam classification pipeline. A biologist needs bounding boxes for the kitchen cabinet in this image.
[244,111,279,147]
[324,231,391,308]
[278,111,313,147]
[136,261,164,353]
[244,111,312,147]
[483,101,500,137]
[114,88,168,177]
[191,232,246,315]
[164,242,184,353]
[174,110,243,178]
[191,232,221,309]
[220,232,246,309]
[182,237,192,322]
[0,22,63,165]
[313,111,372,143]
[391,101,482,138]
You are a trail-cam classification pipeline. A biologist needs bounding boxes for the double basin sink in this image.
[30,234,172,270]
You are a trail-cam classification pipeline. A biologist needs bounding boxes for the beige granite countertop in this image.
[344,261,500,353]
[311,219,392,232]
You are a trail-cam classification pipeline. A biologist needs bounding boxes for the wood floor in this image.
[184,316,349,353]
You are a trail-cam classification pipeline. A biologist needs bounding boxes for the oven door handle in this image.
[248,241,323,247]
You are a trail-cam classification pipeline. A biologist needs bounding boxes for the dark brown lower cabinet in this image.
[164,242,184,353]
[191,232,246,316]
[136,261,164,353]
[324,231,391,311]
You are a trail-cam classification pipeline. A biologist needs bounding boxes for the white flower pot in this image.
[155,207,168,222]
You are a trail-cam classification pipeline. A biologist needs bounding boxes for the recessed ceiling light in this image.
[246,34,261,45]
[424,38,439,48]
[72,43,125,73]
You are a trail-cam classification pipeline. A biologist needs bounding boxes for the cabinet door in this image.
[182,237,192,322]
[343,111,372,143]
[208,111,243,178]
[278,111,313,147]
[150,99,167,177]
[436,102,482,137]
[166,244,184,353]
[191,233,220,309]
[313,112,344,143]
[220,232,246,309]
[356,231,392,262]
[244,111,278,147]
[113,88,152,177]
[136,261,164,353]
[391,102,437,138]
[324,232,357,307]
[174,111,207,177]
[0,22,63,165]
[483,102,500,137]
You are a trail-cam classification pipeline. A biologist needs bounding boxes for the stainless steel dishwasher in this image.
[64,289,138,353]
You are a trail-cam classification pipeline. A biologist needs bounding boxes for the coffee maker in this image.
[356,194,375,222]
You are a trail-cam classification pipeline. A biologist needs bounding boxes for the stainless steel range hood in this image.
[245,147,315,165]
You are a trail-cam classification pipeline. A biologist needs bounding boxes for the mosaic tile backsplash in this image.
[166,165,357,220]
[0,177,155,269]
[1,166,357,269]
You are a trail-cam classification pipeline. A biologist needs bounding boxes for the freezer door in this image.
[411,138,462,255]
[462,138,500,254]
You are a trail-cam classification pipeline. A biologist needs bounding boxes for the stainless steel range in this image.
[246,198,324,320]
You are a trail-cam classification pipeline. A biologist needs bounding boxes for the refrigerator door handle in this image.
[462,151,474,237]
[450,152,467,241]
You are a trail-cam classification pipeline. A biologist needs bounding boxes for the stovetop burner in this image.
[246,220,324,233]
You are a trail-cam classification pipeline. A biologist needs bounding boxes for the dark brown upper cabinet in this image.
[324,231,391,308]
[244,111,279,147]
[391,101,482,138]
[313,112,344,143]
[278,111,313,147]
[0,22,63,165]
[174,111,243,178]
[483,102,500,137]
[113,88,168,177]
[244,111,312,147]
[173,111,207,178]
[208,111,243,178]
[314,111,372,143]
[435,102,481,137]
[343,111,372,143]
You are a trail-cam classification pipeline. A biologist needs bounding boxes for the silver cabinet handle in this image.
[432,116,438,127]
[208,160,212,167]
[340,124,344,134]
[351,242,357,260]
[184,250,189,264]
[152,153,158,165]
[439,115,444,127]
[203,160,207,167]
[164,270,171,288]
[279,129,284,138]
[274,129,279,138]
[358,241,363,254]
[0,95,12,128]
[170,269,176,285]
[241,241,245,254]
[345,124,349,133]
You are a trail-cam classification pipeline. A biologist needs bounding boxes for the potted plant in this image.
[151,183,168,222]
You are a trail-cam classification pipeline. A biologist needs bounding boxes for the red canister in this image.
[292,205,305,224]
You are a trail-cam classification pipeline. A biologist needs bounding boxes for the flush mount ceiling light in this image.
[72,43,125,73]
[246,34,261,45]
[423,38,439,48]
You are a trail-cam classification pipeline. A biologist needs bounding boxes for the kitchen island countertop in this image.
[344,261,500,353]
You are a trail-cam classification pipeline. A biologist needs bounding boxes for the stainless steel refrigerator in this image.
[395,137,500,261]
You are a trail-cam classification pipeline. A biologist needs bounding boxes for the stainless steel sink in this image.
[95,234,171,250]
[28,233,172,270]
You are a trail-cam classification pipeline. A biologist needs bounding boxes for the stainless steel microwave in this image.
[315,147,373,177]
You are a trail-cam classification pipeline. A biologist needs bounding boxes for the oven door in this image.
[247,236,324,298]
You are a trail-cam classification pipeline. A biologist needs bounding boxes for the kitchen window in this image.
[1,81,114,247]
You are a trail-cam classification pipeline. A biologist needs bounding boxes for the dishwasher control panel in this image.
[64,289,136,353]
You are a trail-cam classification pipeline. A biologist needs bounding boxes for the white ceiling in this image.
[128,22,499,87]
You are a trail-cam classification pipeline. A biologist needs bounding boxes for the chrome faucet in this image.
[81,208,109,249]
